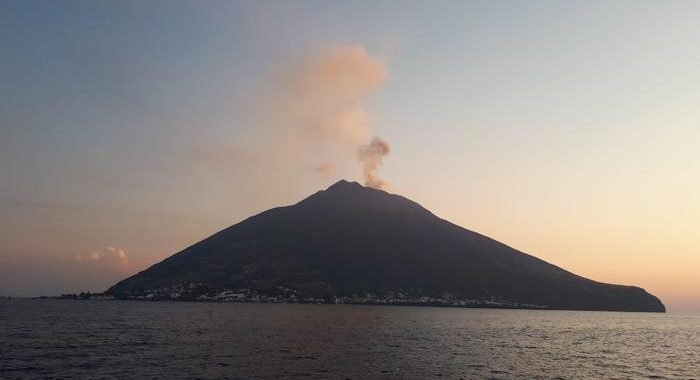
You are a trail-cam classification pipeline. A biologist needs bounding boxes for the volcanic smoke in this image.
[358,137,390,190]
[268,45,391,189]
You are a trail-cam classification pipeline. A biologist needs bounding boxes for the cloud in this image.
[75,246,129,269]
[314,163,335,179]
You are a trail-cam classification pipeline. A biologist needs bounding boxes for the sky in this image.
[1,1,698,313]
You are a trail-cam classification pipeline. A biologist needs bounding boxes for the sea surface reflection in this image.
[1,300,697,379]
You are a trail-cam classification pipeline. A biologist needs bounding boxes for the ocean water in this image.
[1,300,697,379]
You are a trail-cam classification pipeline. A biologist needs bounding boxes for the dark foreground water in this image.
[1,300,698,379]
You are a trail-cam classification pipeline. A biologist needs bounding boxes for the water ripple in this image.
[1,300,698,379]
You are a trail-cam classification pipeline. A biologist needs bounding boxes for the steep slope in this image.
[108,180,665,312]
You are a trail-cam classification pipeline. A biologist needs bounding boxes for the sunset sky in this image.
[1,1,698,313]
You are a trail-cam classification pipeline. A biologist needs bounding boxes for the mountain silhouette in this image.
[108,180,665,312]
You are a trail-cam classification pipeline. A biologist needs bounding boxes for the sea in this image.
[1,299,697,379]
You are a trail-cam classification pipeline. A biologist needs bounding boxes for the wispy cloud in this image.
[75,246,129,269]
[314,163,335,179]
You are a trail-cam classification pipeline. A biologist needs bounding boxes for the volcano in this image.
[108,180,664,312]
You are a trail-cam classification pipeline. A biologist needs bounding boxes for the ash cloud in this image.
[261,45,392,189]
[359,137,390,190]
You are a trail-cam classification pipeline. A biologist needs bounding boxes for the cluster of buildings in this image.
[107,282,546,309]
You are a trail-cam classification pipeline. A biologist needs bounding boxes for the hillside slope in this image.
[108,180,665,312]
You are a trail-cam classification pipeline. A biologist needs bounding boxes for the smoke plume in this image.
[358,137,391,190]
[262,45,391,189]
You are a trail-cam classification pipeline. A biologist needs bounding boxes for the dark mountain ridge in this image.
[108,180,665,312]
